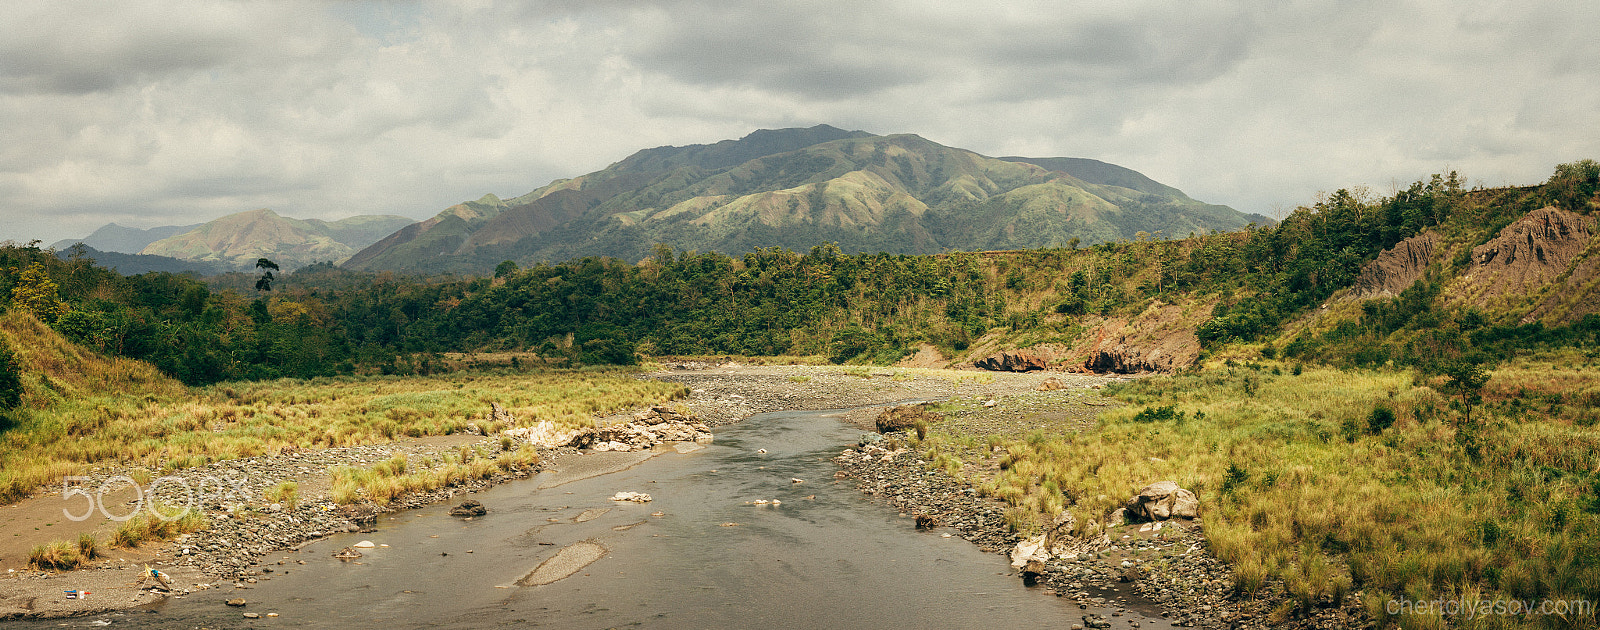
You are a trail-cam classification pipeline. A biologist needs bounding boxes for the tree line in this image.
[0,161,1594,386]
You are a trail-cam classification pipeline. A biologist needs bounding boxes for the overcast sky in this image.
[2,1,1595,244]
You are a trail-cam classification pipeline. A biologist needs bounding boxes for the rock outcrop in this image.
[1350,231,1440,299]
[1082,346,1180,374]
[974,349,1054,372]
[1124,480,1199,521]
[1072,302,1205,374]
[1463,206,1597,304]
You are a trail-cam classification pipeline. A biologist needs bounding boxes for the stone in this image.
[1010,534,1050,569]
[1022,559,1047,582]
[609,491,652,503]
[1125,481,1199,522]
[1083,613,1112,628]
[449,500,488,517]
[226,598,246,607]
[1171,488,1200,518]
[1036,377,1069,391]
[352,540,376,548]
[243,612,260,619]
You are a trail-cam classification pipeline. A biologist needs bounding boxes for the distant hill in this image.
[53,245,232,276]
[49,222,202,254]
[140,209,414,270]
[345,125,1269,274]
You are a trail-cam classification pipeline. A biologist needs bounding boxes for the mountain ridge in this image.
[139,209,414,270]
[345,126,1270,274]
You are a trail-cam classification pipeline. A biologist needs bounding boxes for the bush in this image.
[0,338,21,410]
[1131,405,1184,423]
[1367,405,1396,434]
[29,540,81,571]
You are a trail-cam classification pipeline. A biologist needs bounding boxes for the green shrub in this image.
[0,338,21,410]
[1367,405,1396,434]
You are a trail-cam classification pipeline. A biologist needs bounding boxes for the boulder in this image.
[1036,377,1069,391]
[1009,534,1050,569]
[449,500,487,517]
[1125,480,1199,521]
[1021,559,1047,583]
[503,419,585,448]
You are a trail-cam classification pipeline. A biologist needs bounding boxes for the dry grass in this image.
[109,506,207,548]
[0,311,686,503]
[264,480,299,509]
[329,444,540,505]
[921,358,1600,629]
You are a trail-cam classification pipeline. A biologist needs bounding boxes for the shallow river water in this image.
[29,408,1169,629]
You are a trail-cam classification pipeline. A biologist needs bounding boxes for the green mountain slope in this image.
[347,125,1266,273]
[141,209,414,270]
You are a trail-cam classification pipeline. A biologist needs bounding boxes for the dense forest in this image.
[1,161,1596,390]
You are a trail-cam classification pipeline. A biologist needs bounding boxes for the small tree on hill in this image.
[1442,359,1489,424]
[254,258,280,293]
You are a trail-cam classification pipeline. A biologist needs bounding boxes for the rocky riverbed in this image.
[3,363,1365,627]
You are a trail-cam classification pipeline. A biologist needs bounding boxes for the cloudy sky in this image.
[2,0,1595,244]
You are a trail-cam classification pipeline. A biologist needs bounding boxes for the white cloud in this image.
[0,0,1594,244]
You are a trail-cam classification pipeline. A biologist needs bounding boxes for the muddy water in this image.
[28,409,1169,629]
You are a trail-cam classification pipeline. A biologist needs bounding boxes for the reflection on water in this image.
[23,409,1169,629]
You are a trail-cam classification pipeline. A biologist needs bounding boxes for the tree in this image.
[254,258,280,292]
[494,260,519,279]
[8,262,69,323]
[1441,359,1489,424]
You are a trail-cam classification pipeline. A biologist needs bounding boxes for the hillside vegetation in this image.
[3,161,1596,385]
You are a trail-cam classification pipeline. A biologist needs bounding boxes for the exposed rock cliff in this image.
[1350,232,1439,299]
[1464,207,1595,301]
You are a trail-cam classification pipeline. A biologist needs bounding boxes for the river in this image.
[22,407,1167,629]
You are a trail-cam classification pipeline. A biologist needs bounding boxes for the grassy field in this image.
[0,312,688,504]
[918,354,1600,629]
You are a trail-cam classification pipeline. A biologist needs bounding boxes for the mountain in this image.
[140,209,414,270]
[49,222,202,254]
[53,245,233,276]
[346,125,1270,274]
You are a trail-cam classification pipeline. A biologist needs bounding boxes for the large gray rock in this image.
[1126,480,1199,521]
